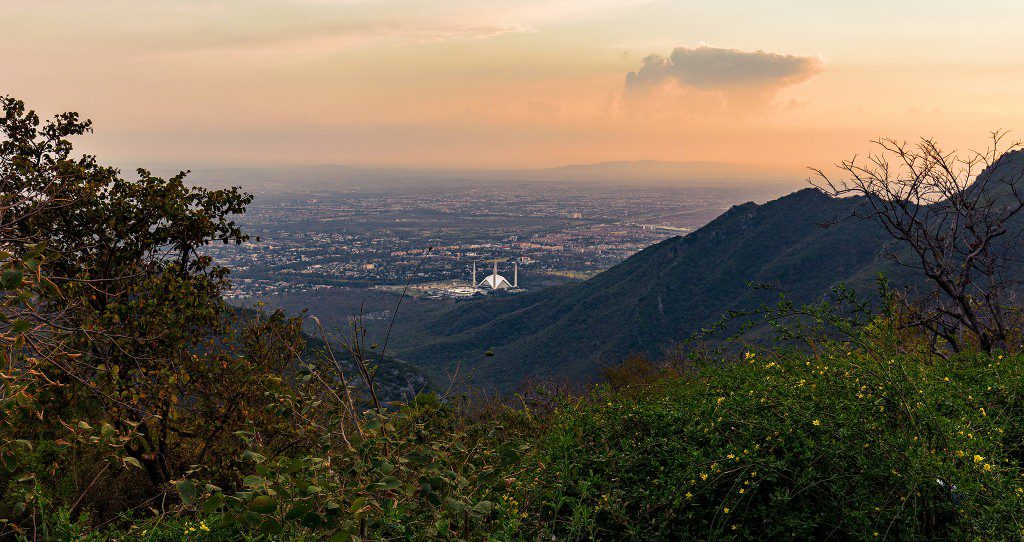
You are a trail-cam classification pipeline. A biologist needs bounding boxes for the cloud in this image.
[621,45,822,118]
[626,45,822,91]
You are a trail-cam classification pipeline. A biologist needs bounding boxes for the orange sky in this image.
[4,0,1024,175]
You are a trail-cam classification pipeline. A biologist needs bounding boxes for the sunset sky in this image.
[5,0,1024,174]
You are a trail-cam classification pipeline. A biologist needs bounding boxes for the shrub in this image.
[512,349,1024,540]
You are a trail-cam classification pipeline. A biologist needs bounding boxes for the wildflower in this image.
[700,473,708,481]
[685,492,693,499]
[200,521,210,532]
[983,463,993,472]
[739,488,745,494]
[812,419,821,427]
[723,507,730,514]
[955,450,965,458]
[974,455,984,463]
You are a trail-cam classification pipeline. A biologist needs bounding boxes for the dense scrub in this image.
[514,350,1024,540]
[17,347,1018,541]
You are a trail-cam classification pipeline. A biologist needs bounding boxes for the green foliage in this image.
[170,393,530,541]
[512,349,1024,540]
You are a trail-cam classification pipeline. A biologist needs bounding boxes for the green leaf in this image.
[242,450,267,464]
[203,492,225,514]
[243,475,266,488]
[445,498,466,513]
[11,319,31,334]
[248,495,278,514]
[349,496,367,514]
[380,476,401,490]
[122,457,143,470]
[258,517,283,535]
[0,270,23,290]
[284,503,310,521]
[175,479,199,505]
[471,500,493,515]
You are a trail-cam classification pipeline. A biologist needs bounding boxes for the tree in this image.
[0,95,324,535]
[815,132,1024,354]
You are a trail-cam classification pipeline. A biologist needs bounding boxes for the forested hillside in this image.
[384,147,1024,392]
[384,189,905,389]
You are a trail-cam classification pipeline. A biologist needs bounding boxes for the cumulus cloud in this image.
[626,45,822,90]
[621,45,822,118]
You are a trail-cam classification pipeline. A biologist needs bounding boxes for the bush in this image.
[511,349,1024,540]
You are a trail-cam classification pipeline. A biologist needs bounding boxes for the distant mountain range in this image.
[173,160,802,191]
[380,151,1024,391]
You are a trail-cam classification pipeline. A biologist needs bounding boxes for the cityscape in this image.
[202,181,791,301]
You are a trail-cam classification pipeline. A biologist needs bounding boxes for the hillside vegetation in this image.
[17,336,1024,540]
[5,96,1024,541]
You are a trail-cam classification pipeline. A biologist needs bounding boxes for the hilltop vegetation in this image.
[5,95,1024,541]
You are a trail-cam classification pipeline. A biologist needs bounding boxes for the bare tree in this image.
[814,132,1024,354]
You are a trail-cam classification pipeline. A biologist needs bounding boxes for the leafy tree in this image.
[0,95,316,534]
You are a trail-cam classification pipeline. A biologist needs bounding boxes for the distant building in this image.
[472,260,518,291]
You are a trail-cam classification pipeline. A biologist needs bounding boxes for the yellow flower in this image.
[974,455,985,463]
[685,492,693,499]
[200,521,210,532]
[723,507,730,514]
[955,450,965,458]
[812,419,821,427]
[983,463,993,472]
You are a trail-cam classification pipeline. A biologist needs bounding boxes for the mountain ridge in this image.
[382,187,913,391]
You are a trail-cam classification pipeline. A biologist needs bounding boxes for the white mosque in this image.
[472,259,518,291]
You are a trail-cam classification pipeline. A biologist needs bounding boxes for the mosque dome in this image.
[478,273,513,290]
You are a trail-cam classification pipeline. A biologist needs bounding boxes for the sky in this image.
[4,0,1024,175]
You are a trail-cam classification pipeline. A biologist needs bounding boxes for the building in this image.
[472,259,518,291]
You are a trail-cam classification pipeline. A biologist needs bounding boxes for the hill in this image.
[379,188,886,389]
[179,160,800,191]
